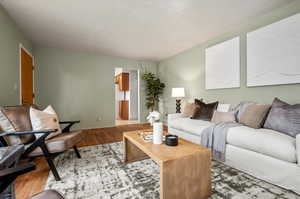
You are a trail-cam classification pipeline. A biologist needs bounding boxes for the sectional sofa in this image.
[168,106,300,194]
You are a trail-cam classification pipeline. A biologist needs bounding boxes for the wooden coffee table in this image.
[123,131,212,199]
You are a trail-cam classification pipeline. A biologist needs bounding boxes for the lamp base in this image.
[176,99,181,113]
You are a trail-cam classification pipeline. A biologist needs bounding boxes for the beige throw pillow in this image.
[239,104,271,129]
[30,105,61,139]
[182,102,197,117]
[211,111,236,123]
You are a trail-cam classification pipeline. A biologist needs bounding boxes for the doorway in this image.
[115,68,140,126]
[20,44,34,105]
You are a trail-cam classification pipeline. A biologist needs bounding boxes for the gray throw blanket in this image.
[201,122,242,162]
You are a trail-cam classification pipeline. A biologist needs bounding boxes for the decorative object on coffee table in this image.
[146,111,160,126]
[153,122,163,144]
[171,88,185,113]
[165,135,178,146]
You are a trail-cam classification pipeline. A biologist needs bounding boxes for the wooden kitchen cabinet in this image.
[119,100,129,120]
[115,72,129,91]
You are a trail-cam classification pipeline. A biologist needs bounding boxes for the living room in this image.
[1,1,300,199]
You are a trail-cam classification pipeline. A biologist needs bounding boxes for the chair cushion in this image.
[168,117,213,136]
[1,105,36,144]
[29,190,64,199]
[227,126,297,163]
[28,130,83,157]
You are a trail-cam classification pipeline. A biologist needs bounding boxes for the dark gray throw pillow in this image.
[191,100,218,121]
[264,98,300,137]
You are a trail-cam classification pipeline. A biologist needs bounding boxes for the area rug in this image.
[45,142,299,199]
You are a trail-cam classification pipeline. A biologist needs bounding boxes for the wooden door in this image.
[20,47,34,105]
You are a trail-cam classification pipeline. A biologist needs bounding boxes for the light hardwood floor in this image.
[15,123,152,199]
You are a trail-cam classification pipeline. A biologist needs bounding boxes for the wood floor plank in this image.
[15,123,152,199]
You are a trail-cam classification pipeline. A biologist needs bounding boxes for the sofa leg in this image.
[73,146,81,159]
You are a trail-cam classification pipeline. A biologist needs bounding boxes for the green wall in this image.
[34,46,157,129]
[0,5,32,105]
[158,1,300,119]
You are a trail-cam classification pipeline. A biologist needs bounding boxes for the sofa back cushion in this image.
[217,104,231,112]
[240,104,271,129]
[191,100,218,121]
[264,98,300,137]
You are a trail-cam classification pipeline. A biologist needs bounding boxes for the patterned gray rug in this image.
[45,142,299,199]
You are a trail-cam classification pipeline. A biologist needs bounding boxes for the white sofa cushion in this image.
[168,117,213,136]
[227,126,297,163]
[297,134,300,166]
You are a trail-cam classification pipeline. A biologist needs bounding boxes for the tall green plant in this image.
[143,73,165,111]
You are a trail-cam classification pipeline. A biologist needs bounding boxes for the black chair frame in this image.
[0,121,81,181]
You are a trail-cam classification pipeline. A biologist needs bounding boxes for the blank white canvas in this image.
[247,13,300,87]
[205,37,240,90]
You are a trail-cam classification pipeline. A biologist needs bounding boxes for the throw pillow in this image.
[264,98,300,137]
[30,105,62,140]
[182,101,197,117]
[230,101,256,122]
[1,105,35,144]
[211,111,236,123]
[0,110,21,145]
[191,100,219,120]
[239,104,271,129]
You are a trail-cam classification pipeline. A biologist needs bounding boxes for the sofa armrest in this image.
[168,113,187,121]
[297,134,300,167]
[0,129,57,137]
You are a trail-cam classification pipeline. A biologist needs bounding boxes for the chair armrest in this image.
[60,120,80,133]
[0,129,58,137]
[297,134,300,167]
[0,163,36,193]
[59,120,80,124]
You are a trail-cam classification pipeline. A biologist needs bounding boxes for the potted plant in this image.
[143,72,165,112]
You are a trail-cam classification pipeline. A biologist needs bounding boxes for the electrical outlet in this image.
[97,117,102,121]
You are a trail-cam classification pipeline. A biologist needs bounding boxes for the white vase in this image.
[153,122,163,144]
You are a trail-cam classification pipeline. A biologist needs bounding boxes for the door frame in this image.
[19,44,35,105]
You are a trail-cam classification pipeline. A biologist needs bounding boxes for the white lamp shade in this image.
[172,88,185,98]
